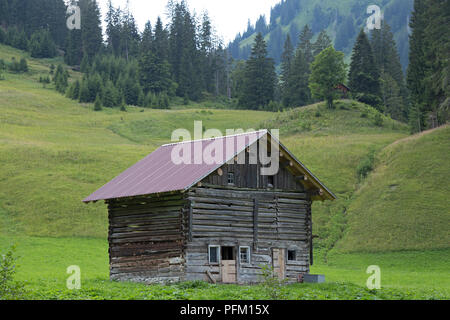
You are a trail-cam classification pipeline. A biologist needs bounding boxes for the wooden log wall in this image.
[106,193,187,283]
[185,186,312,284]
[202,148,305,191]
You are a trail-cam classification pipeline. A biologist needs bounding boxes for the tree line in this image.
[0,0,447,131]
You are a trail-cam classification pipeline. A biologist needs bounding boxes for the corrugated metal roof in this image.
[83,130,266,203]
[83,129,336,203]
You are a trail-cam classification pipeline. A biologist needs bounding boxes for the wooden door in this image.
[272,248,286,280]
[221,260,236,283]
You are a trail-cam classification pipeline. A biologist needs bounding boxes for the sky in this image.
[98,0,280,43]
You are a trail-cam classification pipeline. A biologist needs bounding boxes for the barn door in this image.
[221,246,236,283]
[272,248,286,280]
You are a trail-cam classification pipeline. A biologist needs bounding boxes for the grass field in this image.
[1,236,448,300]
[0,44,448,300]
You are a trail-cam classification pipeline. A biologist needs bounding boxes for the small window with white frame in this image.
[208,245,220,264]
[239,246,251,264]
[227,172,235,185]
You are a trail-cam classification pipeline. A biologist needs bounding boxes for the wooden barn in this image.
[83,130,336,284]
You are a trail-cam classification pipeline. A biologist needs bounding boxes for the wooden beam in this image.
[206,270,216,284]
[188,203,193,242]
[253,198,259,250]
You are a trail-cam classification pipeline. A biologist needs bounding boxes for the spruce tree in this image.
[298,25,314,65]
[285,49,311,107]
[371,21,408,121]
[313,30,332,57]
[239,33,276,109]
[280,35,294,107]
[348,29,381,109]
[94,94,102,111]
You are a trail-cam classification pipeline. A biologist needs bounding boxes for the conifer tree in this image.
[239,33,276,109]
[280,35,294,106]
[94,94,103,111]
[371,21,408,121]
[348,29,381,109]
[285,48,311,107]
[298,25,314,65]
[313,30,332,57]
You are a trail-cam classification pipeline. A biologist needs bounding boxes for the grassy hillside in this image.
[260,100,409,253]
[336,125,450,252]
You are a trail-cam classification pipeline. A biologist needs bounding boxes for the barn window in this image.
[239,246,251,264]
[208,245,220,264]
[288,250,297,261]
[268,175,274,188]
[227,172,235,185]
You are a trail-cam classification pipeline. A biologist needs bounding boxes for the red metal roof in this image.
[83,129,336,203]
[83,130,265,203]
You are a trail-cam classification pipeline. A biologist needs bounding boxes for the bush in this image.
[373,113,383,127]
[259,264,288,300]
[356,150,375,181]
[8,57,28,73]
[0,246,26,300]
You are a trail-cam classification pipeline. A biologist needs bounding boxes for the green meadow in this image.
[0,44,448,299]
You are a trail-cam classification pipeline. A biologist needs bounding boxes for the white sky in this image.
[98,0,280,43]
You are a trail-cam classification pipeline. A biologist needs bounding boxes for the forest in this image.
[0,0,448,131]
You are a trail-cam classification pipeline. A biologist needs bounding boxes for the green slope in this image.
[336,125,450,252]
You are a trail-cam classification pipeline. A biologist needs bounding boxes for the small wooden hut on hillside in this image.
[83,130,336,284]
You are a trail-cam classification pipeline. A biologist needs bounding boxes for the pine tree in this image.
[313,30,332,57]
[407,0,434,131]
[94,94,102,111]
[370,21,408,121]
[102,80,120,108]
[280,35,294,107]
[66,80,81,100]
[53,64,68,93]
[239,33,276,109]
[105,0,122,56]
[298,25,314,65]
[285,48,311,107]
[348,29,382,109]
[79,0,103,61]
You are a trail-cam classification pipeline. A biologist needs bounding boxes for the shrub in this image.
[373,113,383,127]
[259,264,288,300]
[8,57,28,73]
[0,246,26,300]
[356,150,375,181]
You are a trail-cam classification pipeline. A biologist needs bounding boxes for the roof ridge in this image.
[161,129,268,147]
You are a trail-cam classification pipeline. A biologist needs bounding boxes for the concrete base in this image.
[303,274,325,283]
